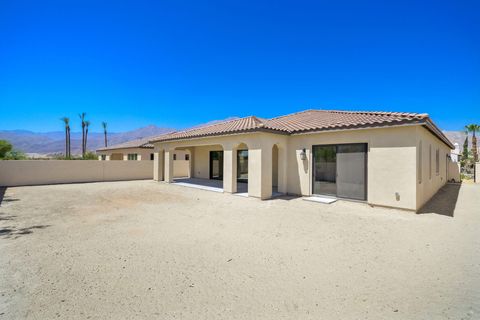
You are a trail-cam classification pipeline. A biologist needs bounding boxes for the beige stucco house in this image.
[96,138,190,178]
[149,110,455,212]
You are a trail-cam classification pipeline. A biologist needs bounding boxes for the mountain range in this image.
[0,125,173,156]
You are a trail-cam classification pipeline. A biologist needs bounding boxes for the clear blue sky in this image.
[0,0,478,133]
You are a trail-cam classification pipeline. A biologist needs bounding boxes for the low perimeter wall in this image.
[448,161,461,183]
[0,160,153,187]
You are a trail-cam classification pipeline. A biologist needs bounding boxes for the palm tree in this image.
[79,112,87,157]
[60,117,71,158]
[102,122,108,147]
[84,120,90,156]
[462,129,469,160]
[465,124,479,162]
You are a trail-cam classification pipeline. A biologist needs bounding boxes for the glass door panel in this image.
[209,151,223,180]
[237,150,248,182]
[336,144,367,200]
[312,146,337,196]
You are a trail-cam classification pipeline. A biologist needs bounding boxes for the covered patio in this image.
[152,130,288,200]
[173,177,248,194]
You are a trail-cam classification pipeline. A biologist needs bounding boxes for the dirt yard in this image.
[0,181,479,319]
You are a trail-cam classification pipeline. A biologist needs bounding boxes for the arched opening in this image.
[235,143,249,196]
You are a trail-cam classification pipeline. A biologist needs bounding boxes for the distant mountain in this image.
[0,125,173,155]
[443,131,468,149]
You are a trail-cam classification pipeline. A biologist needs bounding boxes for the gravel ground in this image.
[0,180,479,320]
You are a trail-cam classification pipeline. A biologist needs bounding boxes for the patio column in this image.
[189,148,195,178]
[153,148,164,181]
[164,148,175,183]
[223,144,237,193]
[248,144,272,200]
[123,154,128,161]
[106,155,111,161]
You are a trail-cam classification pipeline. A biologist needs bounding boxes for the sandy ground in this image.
[0,181,479,320]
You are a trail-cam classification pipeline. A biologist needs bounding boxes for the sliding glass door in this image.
[336,144,367,200]
[313,146,337,196]
[312,143,367,200]
[237,150,248,183]
[209,151,223,180]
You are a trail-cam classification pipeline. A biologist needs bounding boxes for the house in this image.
[97,137,155,161]
[149,110,455,212]
[450,143,461,163]
[96,137,190,178]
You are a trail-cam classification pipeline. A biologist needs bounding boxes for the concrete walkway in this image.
[173,177,248,194]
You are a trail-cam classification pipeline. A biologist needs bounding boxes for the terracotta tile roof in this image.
[150,116,266,142]
[263,110,429,133]
[96,137,155,151]
[149,109,453,148]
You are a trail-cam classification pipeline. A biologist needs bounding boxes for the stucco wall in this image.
[415,126,451,210]
[448,161,461,183]
[174,160,190,178]
[288,126,418,210]
[0,160,153,187]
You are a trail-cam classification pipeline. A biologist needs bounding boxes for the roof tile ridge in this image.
[325,109,428,118]
[266,109,319,121]
[175,115,256,134]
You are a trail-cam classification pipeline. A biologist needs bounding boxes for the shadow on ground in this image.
[0,187,20,206]
[270,195,302,201]
[0,225,51,239]
[418,183,461,217]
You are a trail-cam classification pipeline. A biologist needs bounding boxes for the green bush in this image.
[2,150,27,160]
[0,140,13,158]
[82,152,98,160]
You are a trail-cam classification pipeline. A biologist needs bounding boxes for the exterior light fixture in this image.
[300,148,307,161]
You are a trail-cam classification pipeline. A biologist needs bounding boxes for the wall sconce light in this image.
[300,148,307,161]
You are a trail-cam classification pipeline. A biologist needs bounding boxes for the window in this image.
[185,154,189,161]
[101,155,106,161]
[429,145,432,180]
[436,149,440,175]
[173,154,177,161]
[150,153,154,160]
[418,141,422,184]
[127,153,138,161]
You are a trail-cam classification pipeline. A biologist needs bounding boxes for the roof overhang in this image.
[96,145,153,152]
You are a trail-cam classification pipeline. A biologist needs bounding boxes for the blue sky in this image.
[0,0,478,133]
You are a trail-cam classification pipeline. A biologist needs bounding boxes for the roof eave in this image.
[96,145,154,152]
